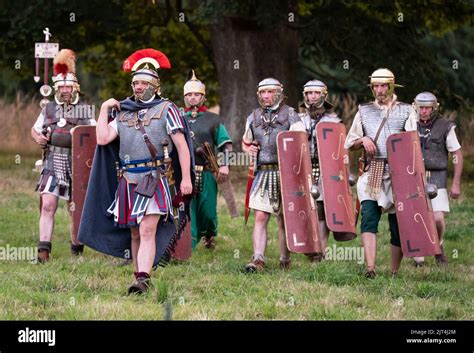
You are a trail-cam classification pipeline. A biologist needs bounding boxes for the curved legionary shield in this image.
[316,122,357,241]
[277,131,322,254]
[387,131,441,257]
[71,125,97,245]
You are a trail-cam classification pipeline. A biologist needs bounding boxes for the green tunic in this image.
[184,110,232,249]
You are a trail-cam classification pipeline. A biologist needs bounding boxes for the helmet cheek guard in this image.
[302,80,328,109]
[256,78,284,109]
[413,92,439,119]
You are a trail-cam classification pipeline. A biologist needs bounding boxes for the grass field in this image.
[0,152,473,320]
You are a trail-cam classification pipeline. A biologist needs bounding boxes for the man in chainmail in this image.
[31,49,96,263]
[93,48,193,294]
[344,68,417,278]
[242,78,305,272]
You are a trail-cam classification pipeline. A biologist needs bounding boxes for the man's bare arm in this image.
[96,98,119,145]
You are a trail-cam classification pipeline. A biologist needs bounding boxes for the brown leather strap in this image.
[137,119,159,160]
[373,109,390,145]
[361,109,390,171]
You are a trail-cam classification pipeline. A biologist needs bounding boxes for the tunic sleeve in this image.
[344,111,363,149]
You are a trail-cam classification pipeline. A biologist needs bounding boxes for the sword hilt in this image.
[161,139,174,184]
[162,139,171,162]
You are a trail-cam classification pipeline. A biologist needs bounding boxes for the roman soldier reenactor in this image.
[182,70,233,250]
[31,49,96,262]
[242,78,305,272]
[344,68,417,278]
[79,48,193,294]
[412,92,463,267]
[300,79,356,263]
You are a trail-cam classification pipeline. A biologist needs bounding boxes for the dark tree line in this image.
[1,0,472,146]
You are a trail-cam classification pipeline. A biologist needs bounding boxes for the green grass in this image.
[0,152,473,320]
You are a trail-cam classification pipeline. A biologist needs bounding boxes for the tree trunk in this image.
[210,18,299,150]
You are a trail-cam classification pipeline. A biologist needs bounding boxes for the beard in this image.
[60,93,71,102]
[376,93,391,104]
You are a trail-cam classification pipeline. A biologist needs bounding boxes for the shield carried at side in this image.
[71,125,97,245]
[277,131,322,254]
[387,131,441,257]
[316,122,357,241]
[171,222,192,260]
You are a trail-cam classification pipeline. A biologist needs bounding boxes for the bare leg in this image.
[244,210,271,272]
[68,204,75,243]
[252,210,271,256]
[39,194,58,242]
[434,211,446,244]
[130,227,140,273]
[390,245,403,275]
[434,211,448,265]
[319,220,329,255]
[137,214,160,274]
[67,202,85,256]
[277,213,290,262]
[361,232,377,275]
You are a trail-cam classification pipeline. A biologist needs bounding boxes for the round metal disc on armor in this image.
[40,85,53,97]
[57,118,67,127]
[39,98,50,109]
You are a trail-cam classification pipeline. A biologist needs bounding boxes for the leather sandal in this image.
[244,255,265,273]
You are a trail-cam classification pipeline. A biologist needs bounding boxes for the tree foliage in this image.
[0,0,472,132]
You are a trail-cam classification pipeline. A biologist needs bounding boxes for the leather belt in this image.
[48,145,71,154]
[257,164,278,171]
[122,160,163,169]
[195,164,212,172]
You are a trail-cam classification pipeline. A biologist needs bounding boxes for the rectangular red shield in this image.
[316,122,357,240]
[387,131,441,257]
[277,131,322,254]
[71,125,97,245]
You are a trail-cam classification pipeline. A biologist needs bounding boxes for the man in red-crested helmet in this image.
[79,48,194,295]
[31,49,96,262]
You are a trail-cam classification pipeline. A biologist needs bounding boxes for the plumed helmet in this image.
[52,49,80,104]
[123,48,171,101]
